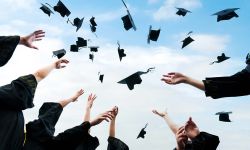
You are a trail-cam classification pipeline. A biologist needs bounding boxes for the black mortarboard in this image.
[215,111,232,122]
[73,17,84,32]
[89,53,94,62]
[246,53,250,64]
[210,53,230,65]
[76,37,87,48]
[147,25,161,44]
[121,0,136,31]
[53,0,71,17]
[70,44,78,52]
[40,3,54,17]
[137,123,148,139]
[98,72,104,83]
[89,17,97,33]
[89,46,99,52]
[117,41,126,61]
[212,8,239,22]
[176,7,191,16]
[52,49,66,59]
[182,36,194,49]
[118,67,155,90]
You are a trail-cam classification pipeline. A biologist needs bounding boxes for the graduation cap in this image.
[245,53,250,64]
[137,123,148,139]
[89,46,99,52]
[89,53,94,62]
[52,49,66,59]
[89,17,97,33]
[182,32,194,49]
[176,7,191,16]
[212,8,239,22]
[121,0,136,31]
[147,25,161,44]
[70,44,78,52]
[210,53,230,65]
[98,72,104,83]
[76,37,87,48]
[215,111,232,122]
[40,3,54,17]
[117,41,126,61]
[53,0,71,17]
[67,17,84,32]
[118,67,155,90]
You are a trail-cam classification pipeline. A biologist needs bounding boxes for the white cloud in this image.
[153,0,202,21]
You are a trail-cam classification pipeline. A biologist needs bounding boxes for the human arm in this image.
[59,89,84,108]
[90,110,114,127]
[19,30,45,49]
[161,72,205,91]
[83,93,97,122]
[33,59,69,83]
[109,106,118,137]
[184,117,200,139]
[152,109,179,134]
[175,126,188,150]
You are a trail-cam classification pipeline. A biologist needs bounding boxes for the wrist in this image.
[19,36,25,45]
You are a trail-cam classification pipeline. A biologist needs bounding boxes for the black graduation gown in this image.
[75,134,99,150]
[0,74,37,150]
[173,132,219,150]
[0,36,20,67]
[107,136,129,150]
[23,102,93,150]
[203,69,250,99]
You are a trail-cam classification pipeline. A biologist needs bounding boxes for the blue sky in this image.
[0,0,250,149]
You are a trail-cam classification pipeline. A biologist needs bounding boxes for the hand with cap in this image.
[175,126,188,150]
[184,117,200,139]
[19,30,45,49]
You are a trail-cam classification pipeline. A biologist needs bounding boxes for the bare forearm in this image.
[33,63,55,82]
[109,119,116,137]
[185,76,205,91]
[84,108,91,122]
[59,97,75,108]
[163,115,179,134]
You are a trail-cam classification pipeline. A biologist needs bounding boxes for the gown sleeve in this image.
[203,69,250,99]
[49,122,92,149]
[107,136,129,150]
[25,102,63,142]
[191,132,220,150]
[0,74,37,110]
[0,36,20,67]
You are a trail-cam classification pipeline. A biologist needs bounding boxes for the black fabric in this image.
[75,133,99,150]
[203,69,250,99]
[0,36,20,67]
[191,132,220,150]
[0,74,37,110]
[23,122,91,150]
[0,74,37,150]
[26,103,63,143]
[173,132,219,150]
[107,136,129,150]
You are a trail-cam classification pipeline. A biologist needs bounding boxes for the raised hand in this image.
[86,93,97,109]
[72,89,84,102]
[175,126,188,150]
[161,72,187,85]
[184,117,200,139]
[54,59,69,69]
[19,30,45,49]
[152,109,167,118]
[111,106,119,118]
[90,110,114,126]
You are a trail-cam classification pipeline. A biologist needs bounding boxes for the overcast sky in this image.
[0,0,250,149]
